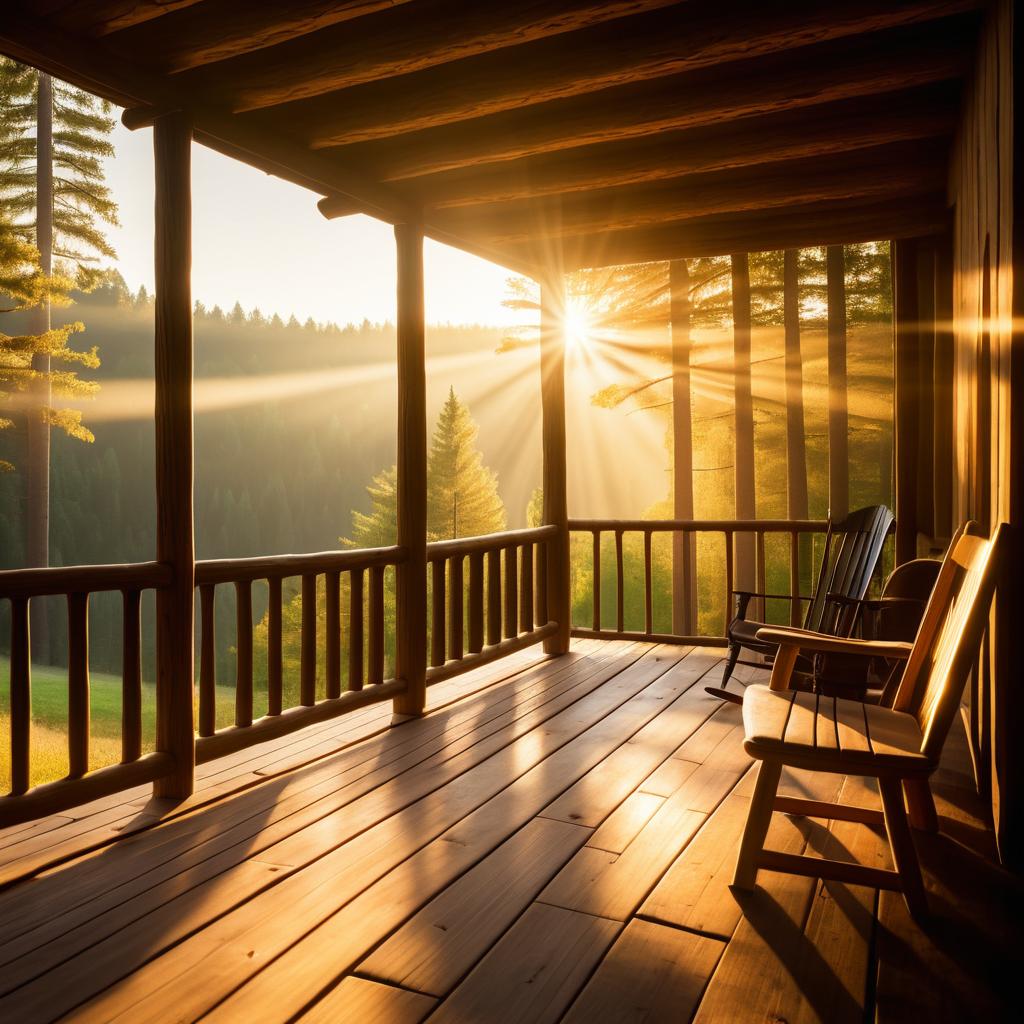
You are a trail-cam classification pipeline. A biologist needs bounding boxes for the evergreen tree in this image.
[427,387,506,540]
[346,465,399,547]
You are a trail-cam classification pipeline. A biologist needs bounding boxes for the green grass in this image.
[0,657,240,792]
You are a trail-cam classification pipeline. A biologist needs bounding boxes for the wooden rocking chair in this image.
[708,504,894,702]
[731,522,1004,918]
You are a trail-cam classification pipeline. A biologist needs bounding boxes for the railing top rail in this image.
[195,545,407,585]
[0,561,173,599]
[427,525,558,560]
[568,518,829,533]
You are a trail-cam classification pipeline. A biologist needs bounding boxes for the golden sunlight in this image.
[562,298,596,353]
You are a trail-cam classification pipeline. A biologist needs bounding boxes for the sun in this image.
[563,298,595,353]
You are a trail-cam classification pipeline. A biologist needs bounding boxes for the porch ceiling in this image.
[2,1,986,273]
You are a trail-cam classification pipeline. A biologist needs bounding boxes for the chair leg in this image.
[720,641,741,690]
[903,778,939,832]
[879,777,929,919]
[733,759,782,890]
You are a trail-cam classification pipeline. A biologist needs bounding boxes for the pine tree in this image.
[346,465,399,547]
[426,387,506,541]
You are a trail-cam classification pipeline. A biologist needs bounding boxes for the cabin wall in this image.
[947,0,1022,868]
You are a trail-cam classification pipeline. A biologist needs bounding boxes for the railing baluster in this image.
[520,543,533,632]
[448,556,464,661]
[503,546,518,639]
[725,529,735,635]
[235,580,253,727]
[644,530,653,636]
[468,551,484,653]
[592,530,601,631]
[755,529,766,621]
[615,530,625,634]
[349,569,364,691]
[325,571,341,699]
[9,597,31,795]
[369,565,385,685]
[536,543,548,625]
[300,573,317,706]
[431,559,446,667]
[67,592,90,779]
[790,531,801,626]
[486,548,501,646]
[267,577,283,715]
[121,588,143,762]
[198,583,217,736]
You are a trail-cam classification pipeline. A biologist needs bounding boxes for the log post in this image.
[540,274,571,654]
[731,254,756,594]
[826,244,850,520]
[153,112,195,799]
[393,221,428,716]
[670,259,697,635]
[892,238,920,564]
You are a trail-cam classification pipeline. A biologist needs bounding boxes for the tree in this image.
[0,56,117,660]
[427,387,506,541]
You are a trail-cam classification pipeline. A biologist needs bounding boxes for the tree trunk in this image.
[731,254,756,595]
[669,259,696,635]
[26,71,53,662]
[826,244,849,519]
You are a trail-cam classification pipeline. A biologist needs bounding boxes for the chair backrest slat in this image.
[890,523,1003,761]
[804,505,894,634]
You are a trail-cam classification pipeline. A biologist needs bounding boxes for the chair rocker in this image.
[731,522,1004,919]
[707,504,894,703]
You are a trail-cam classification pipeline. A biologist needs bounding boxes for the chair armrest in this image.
[733,591,811,603]
[754,626,913,660]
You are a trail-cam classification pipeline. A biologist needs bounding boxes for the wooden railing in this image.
[192,546,406,763]
[0,561,175,825]
[425,525,558,684]
[568,518,830,643]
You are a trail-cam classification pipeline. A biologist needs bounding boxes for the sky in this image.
[102,118,523,328]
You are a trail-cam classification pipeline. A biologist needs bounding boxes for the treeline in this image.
[0,273,515,674]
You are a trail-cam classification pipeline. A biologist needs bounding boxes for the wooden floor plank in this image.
[36,647,684,1022]
[562,919,725,1023]
[297,976,436,1024]
[358,816,591,995]
[429,903,620,1024]
[0,641,633,964]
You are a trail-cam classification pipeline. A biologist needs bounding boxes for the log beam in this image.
[403,86,957,209]
[293,1,981,147]
[152,111,195,799]
[520,196,950,270]
[349,21,970,179]
[437,140,946,244]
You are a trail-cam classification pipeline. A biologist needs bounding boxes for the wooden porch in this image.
[0,641,1015,1023]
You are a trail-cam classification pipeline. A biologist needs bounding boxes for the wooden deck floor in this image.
[0,640,1017,1023]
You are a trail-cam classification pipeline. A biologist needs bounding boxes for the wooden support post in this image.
[540,275,570,653]
[731,253,756,593]
[393,221,428,716]
[153,112,195,800]
[826,244,850,520]
[670,258,697,635]
[892,238,920,564]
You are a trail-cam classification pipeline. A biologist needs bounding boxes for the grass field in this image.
[0,658,242,793]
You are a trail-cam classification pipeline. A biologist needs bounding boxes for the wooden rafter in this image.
[395,95,957,211]
[341,21,971,180]
[268,0,982,146]
[28,0,205,37]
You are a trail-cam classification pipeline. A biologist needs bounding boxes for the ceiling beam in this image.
[279,0,982,147]
[339,21,971,180]
[437,141,947,244]
[398,86,958,209]
[163,0,683,100]
[36,1,205,37]
[103,2,418,68]
[499,197,952,269]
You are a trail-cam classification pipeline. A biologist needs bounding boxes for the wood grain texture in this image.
[152,111,194,799]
